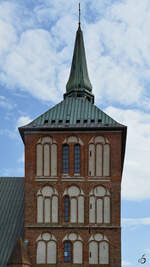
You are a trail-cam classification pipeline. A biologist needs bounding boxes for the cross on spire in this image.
[79,3,81,27]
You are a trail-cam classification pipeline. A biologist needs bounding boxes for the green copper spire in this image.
[64,22,94,103]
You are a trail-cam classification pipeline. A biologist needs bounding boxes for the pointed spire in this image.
[64,5,94,103]
[79,2,81,28]
[8,237,31,266]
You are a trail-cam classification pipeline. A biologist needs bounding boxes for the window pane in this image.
[37,241,46,263]
[74,144,80,173]
[62,144,69,173]
[64,241,72,262]
[64,196,70,222]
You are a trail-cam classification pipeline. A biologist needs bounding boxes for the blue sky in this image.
[0,0,150,265]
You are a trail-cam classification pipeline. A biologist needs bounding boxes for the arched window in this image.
[62,144,69,174]
[74,144,80,173]
[36,233,57,264]
[89,136,110,177]
[89,234,109,264]
[63,186,84,223]
[37,186,58,223]
[63,233,83,264]
[64,196,70,222]
[64,241,72,262]
[62,136,84,175]
[89,186,110,224]
[36,137,57,177]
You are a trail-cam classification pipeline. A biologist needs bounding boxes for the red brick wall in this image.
[24,131,122,267]
[8,264,31,267]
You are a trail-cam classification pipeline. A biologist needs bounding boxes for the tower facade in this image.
[19,24,126,267]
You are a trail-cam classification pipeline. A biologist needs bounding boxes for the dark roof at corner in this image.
[0,177,24,267]
[19,97,125,131]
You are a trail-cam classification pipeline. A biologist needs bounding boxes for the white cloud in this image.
[85,0,150,107]
[105,106,150,201]
[122,260,131,266]
[122,218,150,228]
[0,129,17,139]
[17,116,32,127]
[0,95,15,109]
[143,249,150,255]
[0,115,32,139]
[1,0,150,106]
[2,28,63,102]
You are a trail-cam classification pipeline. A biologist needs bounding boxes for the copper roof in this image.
[0,178,24,267]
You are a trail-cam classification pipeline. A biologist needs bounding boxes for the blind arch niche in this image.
[36,232,57,264]
[89,185,111,224]
[89,136,110,177]
[89,233,109,264]
[36,136,57,177]
[37,185,58,223]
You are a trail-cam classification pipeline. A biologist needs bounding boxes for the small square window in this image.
[51,120,55,124]
[44,119,48,124]
[91,119,95,123]
[84,119,88,123]
[76,120,80,123]
[66,120,70,123]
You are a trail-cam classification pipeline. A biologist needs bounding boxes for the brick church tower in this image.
[19,21,127,267]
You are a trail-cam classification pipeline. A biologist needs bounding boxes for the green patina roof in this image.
[19,97,124,130]
[0,177,24,267]
[64,25,94,103]
[19,23,127,169]
[19,25,125,132]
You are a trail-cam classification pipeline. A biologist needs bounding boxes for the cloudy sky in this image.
[0,0,150,265]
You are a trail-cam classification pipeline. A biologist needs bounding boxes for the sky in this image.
[0,0,150,265]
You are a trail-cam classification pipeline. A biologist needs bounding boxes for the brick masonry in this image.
[24,131,123,267]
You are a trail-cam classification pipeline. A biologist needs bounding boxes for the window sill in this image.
[62,177,84,181]
[88,177,110,181]
[35,177,58,182]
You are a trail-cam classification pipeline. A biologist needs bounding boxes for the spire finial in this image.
[64,3,94,103]
[79,2,81,27]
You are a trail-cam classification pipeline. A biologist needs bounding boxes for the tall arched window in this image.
[37,186,58,223]
[74,144,80,173]
[62,144,69,174]
[36,233,57,264]
[89,234,109,264]
[89,186,110,224]
[36,137,57,177]
[89,136,110,177]
[63,186,84,223]
[63,233,83,264]
[62,136,84,176]
[64,196,70,222]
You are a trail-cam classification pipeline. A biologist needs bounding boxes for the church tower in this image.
[19,17,127,267]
